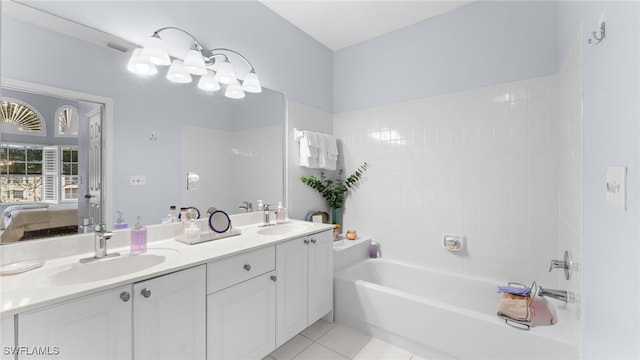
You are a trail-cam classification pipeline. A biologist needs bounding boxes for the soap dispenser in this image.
[113,211,128,229]
[276,202,286,224]
[131,216,147,254]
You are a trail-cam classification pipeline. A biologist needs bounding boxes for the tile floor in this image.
[265,320,425,360]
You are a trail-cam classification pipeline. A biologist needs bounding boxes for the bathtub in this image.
[334,258,579,359]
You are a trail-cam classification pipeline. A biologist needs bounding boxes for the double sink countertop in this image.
[0,219,333,316]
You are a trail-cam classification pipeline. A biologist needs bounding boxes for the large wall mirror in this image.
[1,6,286,245]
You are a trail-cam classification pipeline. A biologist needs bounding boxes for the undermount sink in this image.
[47,251,172,286]
[257,223,311,236]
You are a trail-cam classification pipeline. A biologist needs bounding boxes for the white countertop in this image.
[0,219,333,316]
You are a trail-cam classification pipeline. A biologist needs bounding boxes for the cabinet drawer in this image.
[207,246,275,293]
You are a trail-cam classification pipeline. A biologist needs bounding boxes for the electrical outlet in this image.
[129,175,146,186]
[606,166,626,210]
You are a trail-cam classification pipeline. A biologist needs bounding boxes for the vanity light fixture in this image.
[127,27,262,99]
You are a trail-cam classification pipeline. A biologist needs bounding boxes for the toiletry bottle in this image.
[131,216,147,254]
[183,208,200,241]
[169,205,177,223]
[113,211,128,229]
[179,207,187,221]
[276,201,286,224]
[257,200,264,211]
[368,241,379,258]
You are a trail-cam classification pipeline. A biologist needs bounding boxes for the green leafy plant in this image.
[300,162,368,208]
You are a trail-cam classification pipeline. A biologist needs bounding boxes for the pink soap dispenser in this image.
[131,216,147,254]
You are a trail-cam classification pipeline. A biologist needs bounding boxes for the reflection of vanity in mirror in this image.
[0,4,286,245]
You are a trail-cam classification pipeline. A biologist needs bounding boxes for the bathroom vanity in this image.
[0,219,333,360]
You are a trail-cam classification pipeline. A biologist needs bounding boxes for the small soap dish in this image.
[443,234,465,251]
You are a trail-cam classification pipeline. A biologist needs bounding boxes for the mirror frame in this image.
[1,77,114,230]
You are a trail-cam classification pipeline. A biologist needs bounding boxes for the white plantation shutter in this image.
[42,146,59,202]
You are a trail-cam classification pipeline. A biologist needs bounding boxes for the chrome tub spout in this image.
[538,287,568,303]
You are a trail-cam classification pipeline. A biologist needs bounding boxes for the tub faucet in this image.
[80,224,120,263]
[538,287,568,303]
[549,250,572,280]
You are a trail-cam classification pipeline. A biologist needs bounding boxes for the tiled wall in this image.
[333,75,567,287]
[181,124,283,216]
[555,29,583,352]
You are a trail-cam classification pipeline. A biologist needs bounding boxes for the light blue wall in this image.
[557,2,640,358]
[333,1,558,113]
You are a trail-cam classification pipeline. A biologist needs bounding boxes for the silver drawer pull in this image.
[120,292,131,302]
[141,288,151,298]
[243,264,251,271]
[270,275,277,282]
[304,239,310,244]
[310,239,317,244]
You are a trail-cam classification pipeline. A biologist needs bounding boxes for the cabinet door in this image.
[207,271,276,360]
[133,265,206,360]
[18,285,132,360]
[307,230,334,323]
[1,315,14,360]
[275,237,308,347]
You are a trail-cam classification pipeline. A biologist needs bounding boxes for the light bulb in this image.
[127,48,158,76]
[166,60,192,83]
[140,35,170,65]
[224,82,245,99]
[242,70,262,93]
[182,49,208,75]
[214,59,237,85]
[198,71,221,91]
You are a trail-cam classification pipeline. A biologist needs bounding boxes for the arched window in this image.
[0,98,46,136]
[55,105,79,137]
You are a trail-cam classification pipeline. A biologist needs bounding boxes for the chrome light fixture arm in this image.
[207,48,256,72]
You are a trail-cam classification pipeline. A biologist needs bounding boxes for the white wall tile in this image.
[333,73,580,289]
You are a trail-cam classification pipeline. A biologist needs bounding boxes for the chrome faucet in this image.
[538,287,568,303]
[239,201,253,213]
[80,224,120,263]
[261,204,274,227]
[549,250,572,280]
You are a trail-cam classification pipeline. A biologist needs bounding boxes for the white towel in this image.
[326,134,338,161]
[317,133,337,170]
[299,131,319,168]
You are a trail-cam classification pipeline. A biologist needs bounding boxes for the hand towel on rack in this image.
[317,133,337,170]
[326,134,339,161]
[299,131,319,168]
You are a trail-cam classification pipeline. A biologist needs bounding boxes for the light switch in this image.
[606,166,626,210]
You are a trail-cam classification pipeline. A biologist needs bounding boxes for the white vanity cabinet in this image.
[1,314,15,360]
[17,265,206,360]
[275,230,333,346]
[133,265,206,360]
[18,284,133,360]
[206,246,276,360]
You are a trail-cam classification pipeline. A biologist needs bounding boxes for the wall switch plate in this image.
[129,175,146,186]
[606,166,626,210]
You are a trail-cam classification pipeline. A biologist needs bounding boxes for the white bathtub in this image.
[334,258,579,359]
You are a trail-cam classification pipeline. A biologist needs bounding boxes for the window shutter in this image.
[42,146,59,202]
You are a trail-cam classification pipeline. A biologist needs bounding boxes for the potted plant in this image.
[300,162,367,227]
